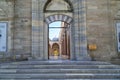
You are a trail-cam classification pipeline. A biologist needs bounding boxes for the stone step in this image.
[1,64,120,69]
[8,61,112,65]
[0,61,120,79]
[0,65,98,69]
[0,78,120,80]
[0,74,120,79]
[0,69,120,74]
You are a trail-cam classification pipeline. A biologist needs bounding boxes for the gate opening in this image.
[48,21,70,60]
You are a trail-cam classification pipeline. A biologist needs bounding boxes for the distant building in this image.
[49,37,60,57]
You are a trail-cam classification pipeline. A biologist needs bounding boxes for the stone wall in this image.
[32,0,45,59]
[0,0,120,62]
[0,0,14,59]
[13,0,32,58]
[86,0,120,61]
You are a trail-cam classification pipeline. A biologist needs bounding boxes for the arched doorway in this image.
[32,0,91,60]
[49,21,70,60]
[52,43,59,55]
[44,0,73,60]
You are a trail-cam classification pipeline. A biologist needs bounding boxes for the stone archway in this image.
[52,43,59,55]
[44,14,73,60]
[45,15,72,24]
[43,0,73,60]
[32,0,91,61]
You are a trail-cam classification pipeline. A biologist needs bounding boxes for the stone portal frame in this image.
[44,14,73,60]
[32,0,91,60]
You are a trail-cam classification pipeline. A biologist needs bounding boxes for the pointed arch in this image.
[52,43,59,48]
[44,0,73,12]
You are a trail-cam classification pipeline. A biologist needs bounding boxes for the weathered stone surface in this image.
[0,60,120,79]
[0,0,120,62]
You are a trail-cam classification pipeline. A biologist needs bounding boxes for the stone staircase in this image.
[0,60,120,80]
